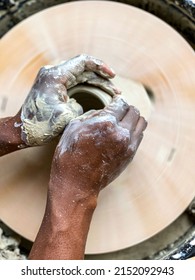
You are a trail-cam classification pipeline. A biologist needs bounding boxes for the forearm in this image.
[29,181,98,260]
[0,113,27,156]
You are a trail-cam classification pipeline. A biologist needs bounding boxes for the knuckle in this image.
[130,105,140,116]
[39,65,51,74]
[111,127,129,146]
[79,53,87,58]
[95,120,115,135]
[110,96,130,112]
[129,144,137,155]
[38,67,47,77]
[37,66,52,81]
[78,53,88,62]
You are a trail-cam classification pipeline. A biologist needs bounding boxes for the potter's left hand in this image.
[17,54,120,146]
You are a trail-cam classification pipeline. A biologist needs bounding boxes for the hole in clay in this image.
[144,85,155,102]
[71,91,105,113]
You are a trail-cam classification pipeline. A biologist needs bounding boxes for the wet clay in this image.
[21,73,151,146]
[21,93,83,146]
[20,54,119,146]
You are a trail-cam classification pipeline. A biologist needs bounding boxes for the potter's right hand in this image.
[17,54,120,146]
[33,96,147,260]
[49,96,147,198]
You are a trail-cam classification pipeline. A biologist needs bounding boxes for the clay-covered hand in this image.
[19,54,120,146]
[49,96,147,197]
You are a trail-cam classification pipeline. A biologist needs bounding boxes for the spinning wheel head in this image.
[0,1,195,254]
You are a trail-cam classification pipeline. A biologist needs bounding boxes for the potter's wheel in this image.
[0,1,195,255]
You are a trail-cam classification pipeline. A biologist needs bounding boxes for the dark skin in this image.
[0,54,119,156]
[0,55,147,260]
[0,113,27,156]
[29,96,147,260]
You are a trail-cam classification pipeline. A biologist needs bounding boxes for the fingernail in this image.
[110,67,115,75]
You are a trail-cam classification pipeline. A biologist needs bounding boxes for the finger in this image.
[86,73,121,95]
[129,133,144,156]
[73,109,97,121]
[75,71,121,95]
[120,105,140,131]
[57,54,116,81]
[99,96,130,122]
[133,116,147,136]
[129,117,147,151]
[80,54,115,78]
[52,55,116,90]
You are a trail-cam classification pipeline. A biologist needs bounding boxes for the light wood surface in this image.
[0,1,195,254]
[188,257,195,260]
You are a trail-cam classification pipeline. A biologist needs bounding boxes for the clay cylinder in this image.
[67,85,112,113]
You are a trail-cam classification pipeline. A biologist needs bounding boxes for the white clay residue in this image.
[21,71,149,146]
[14,122,22,128]
[21,88,83,146]
[58,98,130,157]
